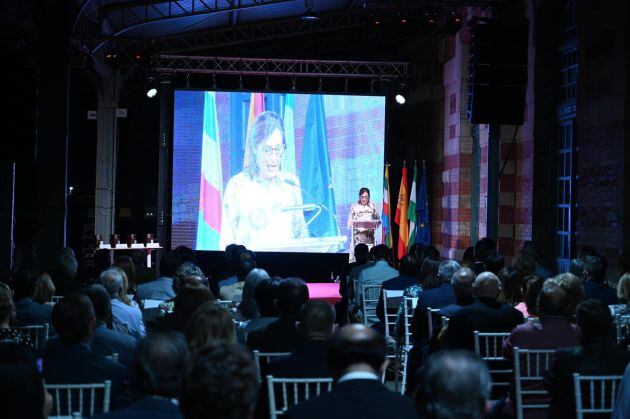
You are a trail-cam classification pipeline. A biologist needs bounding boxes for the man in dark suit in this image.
[414,350,492,419]
[336,243,369,325]
[247,277,309,352]
[438,267,476,318]
[11,269,54,327]
[545,299,630,419]
[286,324,417,419]
[94,331,188,419]
[43,294,126,402]
[582,253,619,305]
[445,271,524,350]
[376,253,420,322]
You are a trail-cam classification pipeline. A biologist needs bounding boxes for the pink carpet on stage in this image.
[306,283,341,305]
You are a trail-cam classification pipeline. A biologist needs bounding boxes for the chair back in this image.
[513,347,556,419]
[46,380,112,418]
[12,323,49,350]
[267,376,333,419]
[361,284,382,326]
[51,296,64,304]
[614,314,630,344]
[473,331,512,393]
[253,350,290,383]
[402,297,418,348]
[383,289,403,341]
[218,300,233,309]
[573,373,623,419]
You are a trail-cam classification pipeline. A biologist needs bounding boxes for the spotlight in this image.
[146,88,158,98]
[394,80,408,105]
[395,94,406,105]
[425,12,438,27]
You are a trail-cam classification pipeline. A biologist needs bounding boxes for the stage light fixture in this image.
[395,80,408,105]
[146,88,158,98]
[395,94,406,105]
[301,1,319,21]
[425,12,438,27]
[445,12,462,35]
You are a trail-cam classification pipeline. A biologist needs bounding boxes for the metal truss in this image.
[153,55,409,79]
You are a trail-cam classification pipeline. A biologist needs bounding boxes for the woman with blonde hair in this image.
[34,272,56,305]
[185,302,235,352]
[611,273,630,316]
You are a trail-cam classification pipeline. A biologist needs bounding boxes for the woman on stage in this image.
[347,187,380,261]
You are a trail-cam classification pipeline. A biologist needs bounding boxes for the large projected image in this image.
[172,91,386,253]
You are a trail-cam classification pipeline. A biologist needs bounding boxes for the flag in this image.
[243,93,265,168]
[407,162,418,250]
[382,164,393,247]
[416,161,431,245]
[299,95,339,238]
[196,92,223,250]
[281,94,297,176]
[395,165,409,259]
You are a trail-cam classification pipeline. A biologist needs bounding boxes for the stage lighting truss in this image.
[152,55,409,80]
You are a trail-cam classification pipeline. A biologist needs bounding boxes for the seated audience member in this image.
[34,272,56,305]
[131,249,155,285]
[101,268,146,339]
[514,275,544,318]
[237,278,280,343]
[610,272,630,316]
[247,277,309,352]
[416,257,441,291]
[92,249,112,279]
[414,350,491,419]
[235,268,270,322]
[0,343,53,419]
[582,253,619,305]
[545,299,630,418]
[218,245,246,288]
[376,253,420,322]
[520,241,552,279]
[337,243,369,324]
[220,254,256,301]
[544,272,584,317]
[51,247,81,296]
[422,245,440,262]
[82,284,136,365]
[114,256,137,294]
[0,283,34,348]
[354,245,399,309]
[172,262,208,296]
[136,251,179,301]
[267,300,335,378]
[485,251,505,276]
[346,246,377,303]
[445,272,524,350]
[461,246,475,269]
[438,267,476,318]
[43,294,126,394]
[169,287,216,334]
[175,245,199,266]
[286,324,417,419]
[11,269,54,327]
[503,283,579,358]
[93,331,189,419]
[472,238,497,275]
[185,302,235,351]
[612,363,630,419]
[497,267,522,307]
[180,342,258,419]
[568,258,585,279]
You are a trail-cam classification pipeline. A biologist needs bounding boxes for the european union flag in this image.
[416,161,431,245]
[299,96,339,238]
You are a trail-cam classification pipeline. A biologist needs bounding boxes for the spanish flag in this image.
[395,164,409,259]
[382,164,393,247]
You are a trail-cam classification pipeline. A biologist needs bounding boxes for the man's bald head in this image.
[474,272,502,299]
[452,268,476,299]
[328,324,386,378]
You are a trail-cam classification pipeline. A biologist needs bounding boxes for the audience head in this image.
[226,245,246,272]
[11,269,39,301]
[583,253,607,283]
[414,350,491,419]
[473,272,502,300]
[579,246,597,261]
[513,252,536,276]
[618,272,630,304]
[485,251,505,275]
[497,267,523,306]
[451,268,475,301]
[522,275,545,316]
[368,245,378,261]
[438,259,461,284]
[538,282,569,317]
[0,343,52,419]
[186,302,235,351]
[354,243,370,262]
[575,299,613,344]
[399,254,420,277]
[0,283,15,326]
[372,244,391,262]
[254,278,280,318]
[160,251,181,278]
[239,268,270,320]
[422,245,440,262]
[175,246,198,266]
[409,243,424,260]
[82,284,112,324]
[235,257,256,283]
[52,294,96,346]
[520,241,540,259]
[181,342,257,419]
[474,238,496,263]
[100,268,124,299]
[133,331,190,399]
[568,258,585,278]
[546,273,583,316]
[328,324,387,379]
[420,257,441,289]
[173,287,215,333]
[461,247,475,268]
[34,272,55,304]
[114,255,136,286]
[173,262,205,294]
[275,277,309,318]
[56,247,78,277]
[298,300,335,340]
[131,249,147,266]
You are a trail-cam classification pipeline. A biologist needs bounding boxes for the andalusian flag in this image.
[395,165,409,259]
[382,165,393,247]
[196,92,223,250]
[243,93,265,168]
[407,162,418,250]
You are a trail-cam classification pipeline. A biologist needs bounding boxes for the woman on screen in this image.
[347,187,380,261]
[219,111,308,250]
